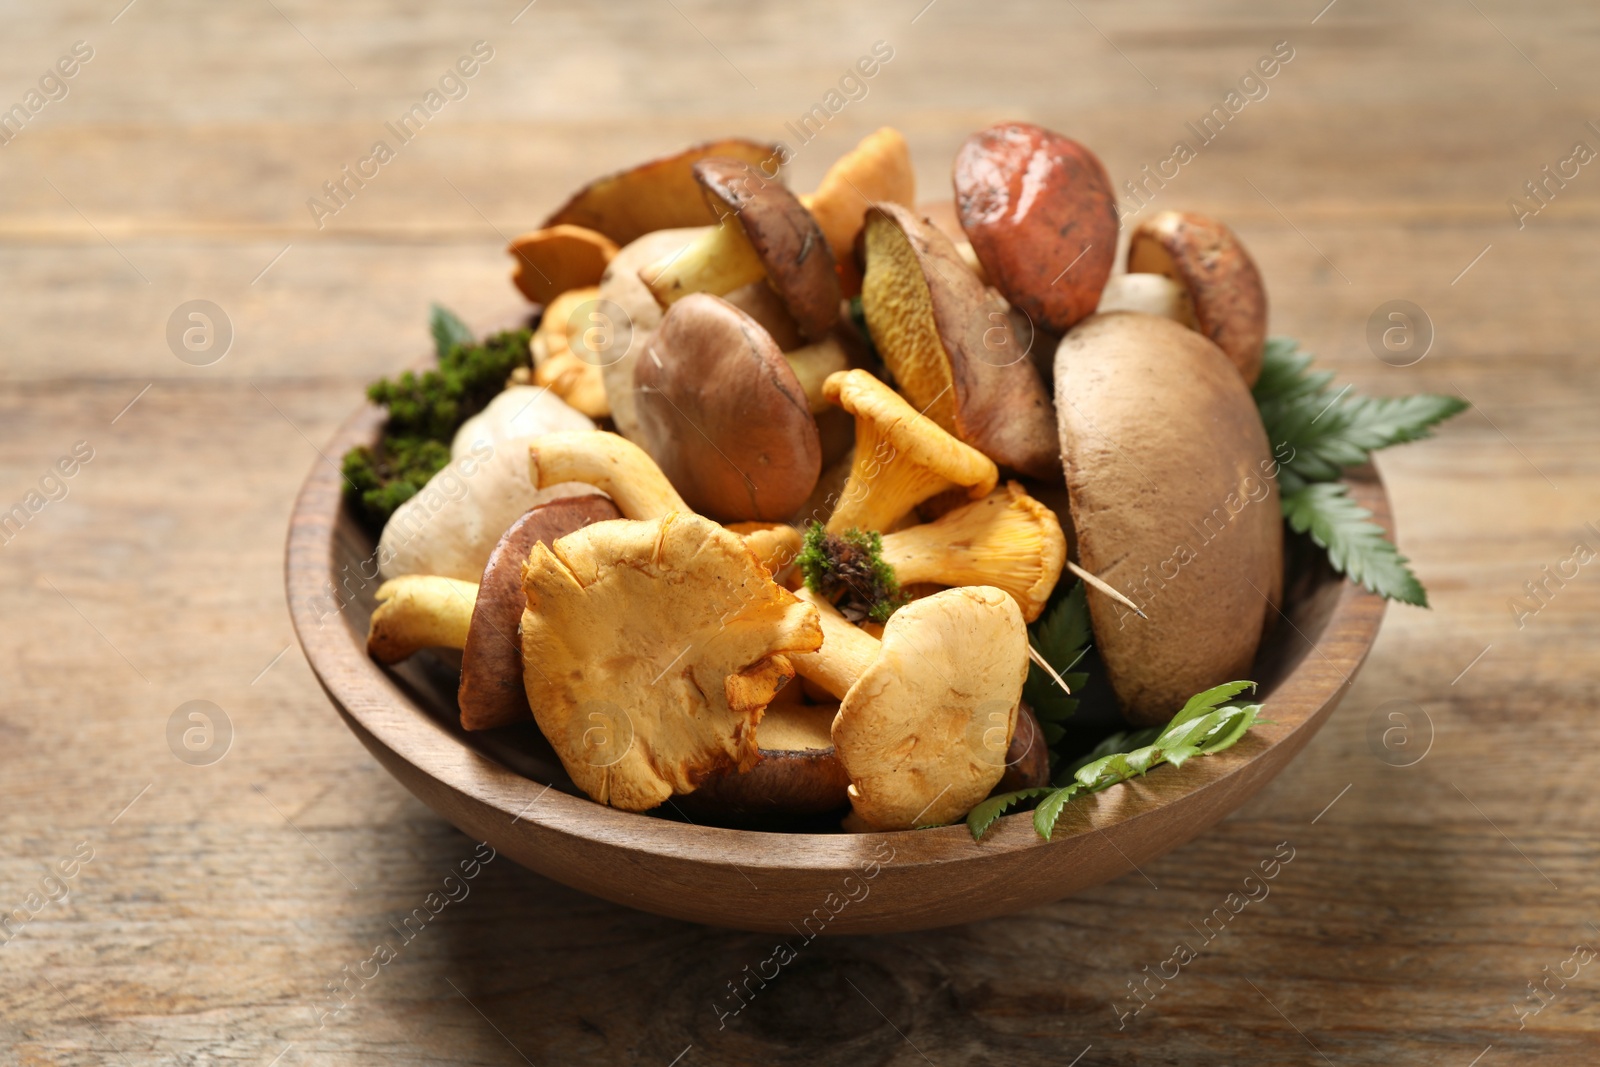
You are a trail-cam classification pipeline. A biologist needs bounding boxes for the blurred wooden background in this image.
[3,1,1598,1063]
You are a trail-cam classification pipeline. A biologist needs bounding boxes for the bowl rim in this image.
[287,376,1388,874]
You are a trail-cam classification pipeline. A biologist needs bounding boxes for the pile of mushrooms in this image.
[363,121,1283,832]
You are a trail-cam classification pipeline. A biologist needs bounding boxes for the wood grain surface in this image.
[2,1,1598,1064]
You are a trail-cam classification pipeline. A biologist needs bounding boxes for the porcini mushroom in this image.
[520,512,822,811]
[1127,211,1269,385]
[821,369,998,534]
[1054,312,1283,725]
[878,481,1066,621]
[457,494,622,730]
[542,138,781,246]
[789,586,1028,830]
[1095,272,1197,326]
[859,203,1059,479]
[953,122,1119,333]
[367,575,477,664]
[634,293,821,521]
[801,126,916,293]
[642,157,840,340]
[507,225,619,306]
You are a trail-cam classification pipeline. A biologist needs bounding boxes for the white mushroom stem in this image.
[783,337,850,414]
[528,430,688,519]
[788,588,880,701]
[1096,272,1197,327]
[367,576,478,664]
[641,221,766,309]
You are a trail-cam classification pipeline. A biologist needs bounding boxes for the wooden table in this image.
[3,1,1597,1063]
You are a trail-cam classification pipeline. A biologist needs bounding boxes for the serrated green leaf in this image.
[967,787,1055,840]
[1165,680,1257,732]
[1283,483,1429,606]
[429,303,474,358]
[1022,581,1090,725]
[1033,785,1082,841]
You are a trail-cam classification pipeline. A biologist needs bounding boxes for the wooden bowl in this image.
[287,380,1386,935]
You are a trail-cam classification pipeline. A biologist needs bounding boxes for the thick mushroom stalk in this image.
[821,370,998,534]
[641,157,839,340]
[1096,273,1197,327]
[790,586,1029,830]
[521,512,822,812]
[528,430,687,519]
[878,482,1066,622]
[366,576,477,664]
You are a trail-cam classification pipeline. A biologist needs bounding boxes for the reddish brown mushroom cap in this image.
[634,293,822,522]
[1128,210,1269,385]
[694,157,840,340]
[458,494,622,731]
[954,122,1118,334]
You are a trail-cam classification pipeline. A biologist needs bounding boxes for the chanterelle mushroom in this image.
[634,293,821,521]
[521,513,822,811]
[507,225,618,306]
[1127,211,1268,385]
[790,586,1028,830]
[367,575,477,664]
[821,369,998,534]
[528,430,687,520]
[801,126,916,294]
[859,203,1059,479]
[642,157,840,340]
[878,481,1066,622]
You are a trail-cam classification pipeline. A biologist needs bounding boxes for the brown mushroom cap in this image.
[996,702,1050,792]
[542,138,781,246]
[1054,312,1283,726]
[634,293,821,522]
[954,122,1118,334]
[677,702,850,820]
[693,157,840,340]
[1127,211,1269,385]
[458,494,622,731]
[521,513,822,812]
[507,225,619,306]
[860,203,1059,479]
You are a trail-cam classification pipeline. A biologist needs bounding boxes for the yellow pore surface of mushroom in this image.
[520,513,822,811]
[528,430,688,520]
[859,212,958,432]
[879,481,1066,622]
[367,576,478,664]
[821,370,997,534]
[830,586,1028,831]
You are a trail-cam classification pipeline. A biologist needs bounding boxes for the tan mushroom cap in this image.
[821,369,998,534]
[1054,312,1283,726]
[860,203,1059,479]
[521,513,822,812]
[830,585,1028,830]
[507,225,619,306]
[878,481,1066,622]
[542,138,781,246]
[633,293,821,522]
[1127,211,1268,385]
[801,126,916,295]
[954,122,1119,334]
[458,494,621,731]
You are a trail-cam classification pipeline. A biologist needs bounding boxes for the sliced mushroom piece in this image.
[458,494,622,731]
[634,294,821,521]
[1054,312,1283,725]
[878,481,1066,621]
[954,122,1119,333]
[859,203,1059,479]
[801,126,916,294]
[642,157,839,340]
[507,225,619,306]
[521,513,822,811]
[367,575,477,664]
[542,138,781,246]
[1127,211,1269,385]
[821,369,998,534]
[790,586,1028,830]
